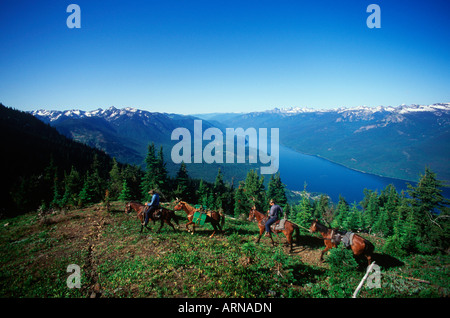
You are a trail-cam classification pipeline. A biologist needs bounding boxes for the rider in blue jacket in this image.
[143,189,160,226]
[265,199,282,237]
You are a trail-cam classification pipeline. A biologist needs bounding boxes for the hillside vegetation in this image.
[0,201,448,298]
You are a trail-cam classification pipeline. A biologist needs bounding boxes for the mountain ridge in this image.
[30,103,450,183]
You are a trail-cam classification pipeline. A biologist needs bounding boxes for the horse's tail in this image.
[293,223,300,244]
[220,212,225,229]
[363,238,375,256]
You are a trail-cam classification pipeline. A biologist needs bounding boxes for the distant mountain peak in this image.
[271,103,450,115]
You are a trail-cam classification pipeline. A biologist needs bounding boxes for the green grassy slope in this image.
[1,202,448,298]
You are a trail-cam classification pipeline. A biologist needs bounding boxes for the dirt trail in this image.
[82,208,107,298]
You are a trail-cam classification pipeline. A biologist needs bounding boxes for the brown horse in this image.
[248,207,300,253]
[173,201,225,238]
[309,219,374,265]
[125,201,180,233]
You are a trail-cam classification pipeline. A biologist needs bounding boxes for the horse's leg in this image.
[167,220,177,232]
[157,219,164,233]
[185,221,193,233]
[320,244,331,262]
[216,220,223,234]
[268,233,275,246]
[173,215,180,227]
[209,224,217,238]
[256,227,264,243]
[285,232,293,253]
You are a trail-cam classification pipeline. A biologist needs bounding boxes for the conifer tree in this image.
[331,195,349,228]
[234,181,251,218]
[122,164,144,201]
[407,167,449,248]
[213,168,226,210]
[154,146,169,196]
[78,171,97,207]
[174,162,191,201]
[361,190,380,232]
[266,173,287,209]
[89,154,104,203]
[141,143,158,201]
[342,202,362,231]
[242,170,266,212]
[61,166,82,208]
[108,158,122,200]
[118,179,133,202]
[50,172,62,209]
[295,192,313,233]
[197,179,209,207]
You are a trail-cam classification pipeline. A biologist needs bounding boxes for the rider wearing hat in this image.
[143,189,160,226]
[265,199,282,237]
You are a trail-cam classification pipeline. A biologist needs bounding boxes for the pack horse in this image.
[309,219,374,265]
[173,200,225,238]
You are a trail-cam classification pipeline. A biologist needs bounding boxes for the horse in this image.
[173,200,225,238]
[309,219,374,265]
[248,207,300,253]
[124,201,180,233]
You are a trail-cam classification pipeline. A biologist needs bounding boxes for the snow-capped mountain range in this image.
[31,106,186,124]
[31,103,450,122]
[271,103,450,114]
[30,103,450,183]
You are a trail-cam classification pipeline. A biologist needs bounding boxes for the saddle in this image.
[331,229,354,247]
[259,218,287,231]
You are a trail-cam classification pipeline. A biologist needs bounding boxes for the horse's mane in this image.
[315,221,329,234]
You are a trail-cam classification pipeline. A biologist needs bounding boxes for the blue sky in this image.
[0,0,449,114]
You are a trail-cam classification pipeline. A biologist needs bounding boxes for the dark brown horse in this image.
[173,201,225,238]
[309,219,374,265]
[125,201,180,233]
[248,207,300,253]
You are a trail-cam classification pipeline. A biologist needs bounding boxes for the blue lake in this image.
[277,145,450,204]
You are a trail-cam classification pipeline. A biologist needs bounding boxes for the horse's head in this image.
[248,207,256,221]
[173,200,184,211]
[309,219,319,233]
[124,202,132,214]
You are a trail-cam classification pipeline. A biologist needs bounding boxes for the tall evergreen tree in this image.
[141,143,159,200]
[234,181,250,218]
[295,191,313,233]
[108,158,122,200]
[174,162,191,201]
[266,173,287,208]
[314,194,333,224]
[342,202,362,231]
[361,190,380,232]
[154,146,169,197]
[242,170,266,212]
[331,195,349,228]
[118,179,133,202]
[197,179,209,207]
[78,171,97,207]
[61,166,82,208]
[407,167,449,248]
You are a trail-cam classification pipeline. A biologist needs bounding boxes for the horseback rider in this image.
[265,199,282,237]
[143,189,160,226]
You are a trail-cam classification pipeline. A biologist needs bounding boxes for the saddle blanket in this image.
[332,231,355,247]
[273,219,287,231]
[259,218,287,231]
